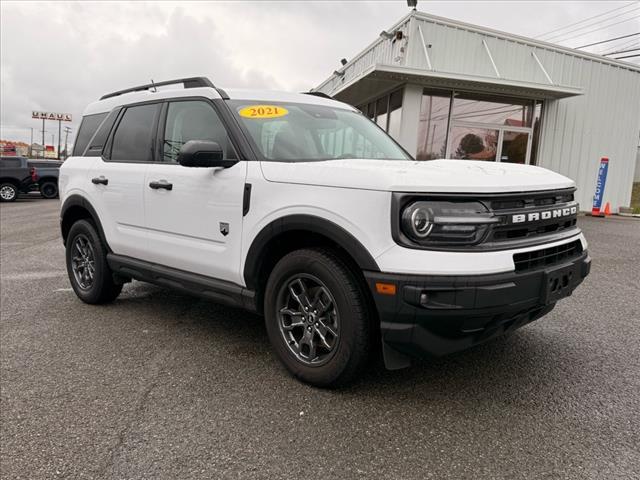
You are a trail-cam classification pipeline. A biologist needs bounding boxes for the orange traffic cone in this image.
[604,202,611,216]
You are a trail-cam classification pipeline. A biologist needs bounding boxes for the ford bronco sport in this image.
[59,77,590,387]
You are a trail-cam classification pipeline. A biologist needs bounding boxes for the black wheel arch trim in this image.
[243,214,380,289]
[60,194,110,250]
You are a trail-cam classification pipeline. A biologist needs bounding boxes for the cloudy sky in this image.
[1,1,638,147]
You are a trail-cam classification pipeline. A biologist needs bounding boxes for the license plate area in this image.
[542,263,576,304]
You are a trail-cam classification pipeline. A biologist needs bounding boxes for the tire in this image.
[264,248,371,388]
[39,181,58,199]
[65,219,122,304]
[0,183,18,202]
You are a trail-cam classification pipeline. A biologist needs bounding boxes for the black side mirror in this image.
[177,140,237,168]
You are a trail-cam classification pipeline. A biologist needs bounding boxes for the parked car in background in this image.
[0,156,38,202]
[27,159,62,199]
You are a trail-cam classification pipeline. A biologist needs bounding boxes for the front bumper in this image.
[365,251,591,369]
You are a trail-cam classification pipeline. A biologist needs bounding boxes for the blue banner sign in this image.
[592,157,609,215]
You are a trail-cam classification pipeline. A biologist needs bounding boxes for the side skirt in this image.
[106,254,257,312]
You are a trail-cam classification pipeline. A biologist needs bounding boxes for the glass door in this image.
[498,130,532,164]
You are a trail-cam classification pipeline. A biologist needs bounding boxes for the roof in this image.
[314,10,639,102]
[409,11,640,73]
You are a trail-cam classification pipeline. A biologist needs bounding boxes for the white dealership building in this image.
[314,10,640,212]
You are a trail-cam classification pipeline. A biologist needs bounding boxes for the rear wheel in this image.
[264,248,371,387]
[39,181,58,199]
[0,183,18,202]
[66,219,122,304]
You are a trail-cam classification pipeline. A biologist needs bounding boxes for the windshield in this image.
[228,100,411,162]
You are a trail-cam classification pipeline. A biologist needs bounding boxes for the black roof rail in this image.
[100,76,215,100]
[303,91,333,99]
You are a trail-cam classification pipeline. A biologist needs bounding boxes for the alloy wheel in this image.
[277,274,340,366]
[71,234,96,290]
[0,185,16,201]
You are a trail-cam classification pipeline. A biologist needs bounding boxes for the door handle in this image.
[149,180,173,191]
[91,176,108,185]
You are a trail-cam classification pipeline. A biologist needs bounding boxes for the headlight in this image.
[400,200,498,246]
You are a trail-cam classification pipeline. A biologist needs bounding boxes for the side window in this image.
[73,113,107,156]
[110,104,159,162]
[85,109,121,157]
[1,158,21,168]
[162,101,235,163]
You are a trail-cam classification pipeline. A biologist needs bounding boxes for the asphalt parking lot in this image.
[1,198,639,479]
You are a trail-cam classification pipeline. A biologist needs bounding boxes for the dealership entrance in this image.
[358,88,542,165]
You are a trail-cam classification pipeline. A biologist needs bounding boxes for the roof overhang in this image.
[330,64,584,106]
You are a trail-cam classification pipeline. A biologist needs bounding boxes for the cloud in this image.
[1,1,636,145]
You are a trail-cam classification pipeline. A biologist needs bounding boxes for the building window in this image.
[387,90,403,139]
[358,88,403,139]
[451,93,534,127]
[416,89,542,164]
[417,89,451,160]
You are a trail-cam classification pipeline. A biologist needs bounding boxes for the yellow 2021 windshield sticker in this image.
[239,105,288,119]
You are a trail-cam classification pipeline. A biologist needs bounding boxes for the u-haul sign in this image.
[32,111,72,122]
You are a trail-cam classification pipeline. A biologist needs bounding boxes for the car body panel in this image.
[260,158,575,193]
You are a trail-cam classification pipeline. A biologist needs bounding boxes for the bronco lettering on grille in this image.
[512,206,577,224]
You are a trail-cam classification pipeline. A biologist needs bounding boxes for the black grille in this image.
[488,189,578,243]
[513,240,583,272]
[491,191,574,211]
[491,218,578,241]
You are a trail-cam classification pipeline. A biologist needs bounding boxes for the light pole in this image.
[29,128,33,157]
[63,126,72,160]
[57,120,62,160]
[40,119,45,158]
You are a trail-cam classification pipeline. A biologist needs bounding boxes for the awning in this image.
[329,64,584,106]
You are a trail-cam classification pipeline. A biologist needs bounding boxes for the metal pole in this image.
[29,128,33,157]
[57,120,61,160]
[64,127,70,159]
[41,118,45,158]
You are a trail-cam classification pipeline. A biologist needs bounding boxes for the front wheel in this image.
[0,183,18,202]
[65,219,122,304]
[264,248,372,387]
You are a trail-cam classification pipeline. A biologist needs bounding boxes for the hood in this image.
[260,159,574,193]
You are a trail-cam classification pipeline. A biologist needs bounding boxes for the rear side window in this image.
[1,158,22,168]
[73,113,107,156]
[85,109,121,157]
[109,104,160,162]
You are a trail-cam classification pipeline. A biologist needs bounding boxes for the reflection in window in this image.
[500,131,529,163]
[163,101,233,163]
[417,90,451,160]
[452,93,533,127]
[449,126,498,161]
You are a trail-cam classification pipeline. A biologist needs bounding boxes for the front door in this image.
[143,99,247,284]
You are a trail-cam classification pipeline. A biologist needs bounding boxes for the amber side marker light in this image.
[375,282,397,295]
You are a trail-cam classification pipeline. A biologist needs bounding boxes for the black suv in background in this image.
[27,159,62,199]
[0,157,62,201]
[0,157,37,202]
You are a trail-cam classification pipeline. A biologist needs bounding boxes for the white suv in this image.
[59,77,591,387]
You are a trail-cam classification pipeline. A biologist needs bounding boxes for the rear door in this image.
[143,99,247,283]
[88,103,161,260]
